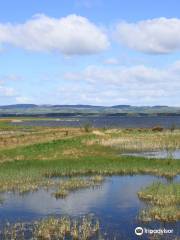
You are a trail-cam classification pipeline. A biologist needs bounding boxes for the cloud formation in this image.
[2,61,179,106]
[0,74,30,104]
[63,62,180,105]
[2,15,180,55]
[0,14,109,55]
[115,18,180,54]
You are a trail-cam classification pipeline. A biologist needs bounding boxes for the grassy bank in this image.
[0,120,179,192]
[138,182,180,222]
[0,124,180,188]
[0,142,179,194]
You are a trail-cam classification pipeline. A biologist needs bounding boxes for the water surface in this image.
[0,175,179,239]
[11,115,180,128]
[122,150,180,159]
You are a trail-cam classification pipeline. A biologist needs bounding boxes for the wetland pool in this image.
[121,150,180,160]
[0,175,179,239]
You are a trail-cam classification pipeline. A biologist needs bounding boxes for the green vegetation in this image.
[0,124,84,150]
[1,215,100,240]
[54,176,104,199]
[0,121,180,191]
[0,118,180,225]
[0,144,179,185]
[138,182,180,206]
[92,129,180,153]
[138,182,180,222]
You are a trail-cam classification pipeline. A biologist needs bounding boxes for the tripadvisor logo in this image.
[135,227,143,236]
[135,226,174,236]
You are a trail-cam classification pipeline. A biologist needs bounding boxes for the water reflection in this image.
[122,150,180,159]
[0,175,179,239]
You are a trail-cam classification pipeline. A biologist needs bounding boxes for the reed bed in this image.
[140,206,179,222]
[54,176,104,199]
[88,129,180,153]
[0,176,57,194]
[0,174,104,198]
[0,215,100,240]
[43,160,180,178]
[138,182,180,222]
[138,182,180,206]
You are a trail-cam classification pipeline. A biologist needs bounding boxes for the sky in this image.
[0,0,180,106]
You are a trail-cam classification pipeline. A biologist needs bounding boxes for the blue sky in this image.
[0,0,180,106]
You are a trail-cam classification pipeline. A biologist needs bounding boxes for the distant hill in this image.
[0,104,180,117]
[0,104,38,109]
[52,104,102,108]
[111,105,131,108]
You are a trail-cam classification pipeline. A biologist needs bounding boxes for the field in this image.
[0,118,180,239]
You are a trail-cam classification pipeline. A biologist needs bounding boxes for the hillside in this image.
[0,104,180,117]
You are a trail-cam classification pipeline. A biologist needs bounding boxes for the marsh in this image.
[0,118,179,239]
[0,175,179,239]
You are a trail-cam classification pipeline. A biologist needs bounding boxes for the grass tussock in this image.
[138,182,180,222]
[54,176,104,199]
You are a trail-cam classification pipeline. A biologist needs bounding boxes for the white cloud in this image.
[55,83,128,105]
[0,79,15,100]
[65,64,165,84]
[0,14,109,55]
[0,74,29,103]
[0,74,23,99]
[115,18,180,54]
[63,62,180,105]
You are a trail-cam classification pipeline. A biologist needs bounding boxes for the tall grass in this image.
[91,129,180,153]
[138,182,180,221]
[1,215,100,240]
[53,176,104,198]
